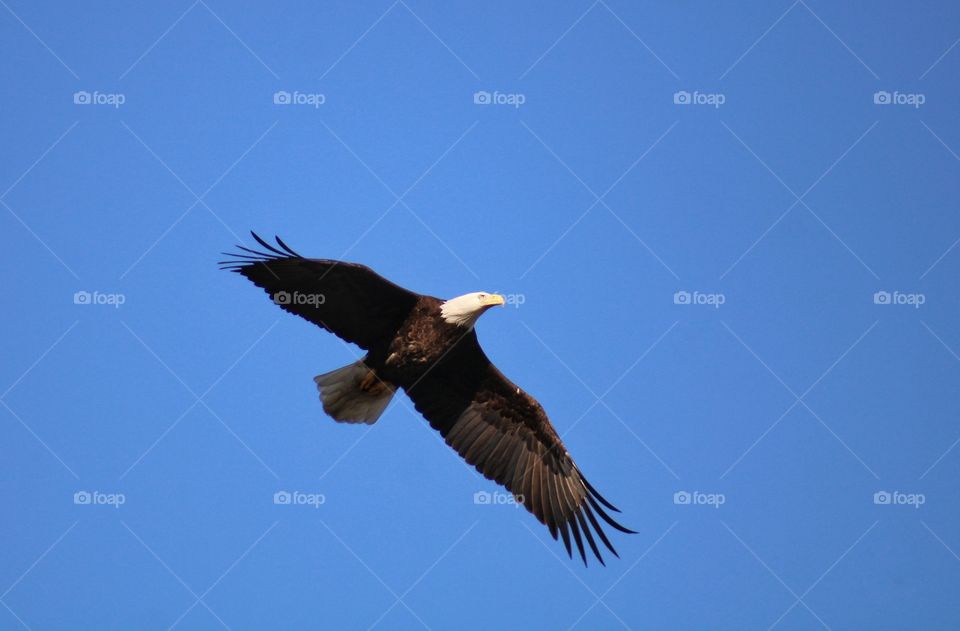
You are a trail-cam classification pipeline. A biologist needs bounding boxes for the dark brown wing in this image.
[219,233,419,350]
[403,332,635,566]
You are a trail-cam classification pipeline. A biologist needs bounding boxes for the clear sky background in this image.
[2,2,960,629]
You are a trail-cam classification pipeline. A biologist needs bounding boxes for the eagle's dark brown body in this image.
[374,296,558,460]
[379,296,458,376]
[220,233,634,565]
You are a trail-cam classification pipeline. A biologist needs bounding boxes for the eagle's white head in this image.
[440,292,505,328]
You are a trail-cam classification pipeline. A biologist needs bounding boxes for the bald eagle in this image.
[220,233,634,565]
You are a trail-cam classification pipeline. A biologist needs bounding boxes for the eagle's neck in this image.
[439,294,485,329]
[439,305,482,329]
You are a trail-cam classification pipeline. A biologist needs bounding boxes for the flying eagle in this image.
[220,233,634,565]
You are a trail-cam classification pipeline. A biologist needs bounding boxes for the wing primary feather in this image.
[558,519,573,558]
[544,468,563,541]
[251,231,289,256]
[568,511,588,566]
[521,452,538,516]
[536,451,554,529]
[581,475,622,513]
[559,474,583,518]
[575,508,604,566]
[234,244,279,259]
[218,252,268,261]
[586,494,637,534]
[530,452,546,525]
[544,490,558,539]
[273,235,302,257]
[583,502,618,557]
[509,446,529,503]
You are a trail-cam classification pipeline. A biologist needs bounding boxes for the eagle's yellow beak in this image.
[482,294,506,307]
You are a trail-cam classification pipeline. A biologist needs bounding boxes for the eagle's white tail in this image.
[313,361,395,424]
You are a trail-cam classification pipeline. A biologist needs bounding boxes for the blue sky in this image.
[2,1,960,629]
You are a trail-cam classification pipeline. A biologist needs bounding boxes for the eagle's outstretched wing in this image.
[219,233,418,350]
[402,331,635,566]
